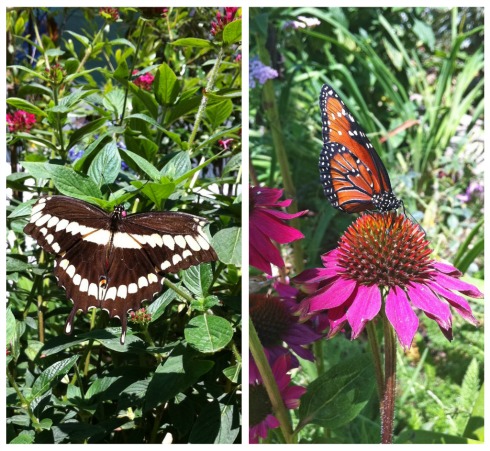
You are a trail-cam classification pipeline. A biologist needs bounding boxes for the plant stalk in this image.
[381,314,397,444]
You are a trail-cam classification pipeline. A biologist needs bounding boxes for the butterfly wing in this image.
[24,196,218,343]
[319,84,399,213]
[121,211,218,273]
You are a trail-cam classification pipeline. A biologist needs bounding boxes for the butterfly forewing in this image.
[319,84,401,213]
[24,195,218,343]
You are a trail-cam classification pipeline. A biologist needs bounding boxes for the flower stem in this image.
[188,46,225,154]
[381,313,397,444]
[249,321,295,444]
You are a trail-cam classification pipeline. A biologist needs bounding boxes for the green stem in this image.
[257,43,304,273]
[119,19,147,126]
[381,313,397,444]
[52,85,65,157]
[75,25,104,74]
[188,46,225,154]
[163,279,193,304]
[249,321,295,444]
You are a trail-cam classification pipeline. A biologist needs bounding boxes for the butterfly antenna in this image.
[400,200,426,236]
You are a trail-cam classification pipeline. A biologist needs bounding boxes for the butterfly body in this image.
[24,196,218,343]
[319,84,401,213]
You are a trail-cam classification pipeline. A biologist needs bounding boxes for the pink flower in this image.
[132,70,155,91]
[99,7,120,22]
[249,186,307,275]
[249,353,306,443]
[6,110,36,133]
[218,138,234,150]
[211,7,240,36]
[293,212,482,350]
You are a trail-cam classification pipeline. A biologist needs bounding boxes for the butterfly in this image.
[318,84,402,213]
[24,195,218,343]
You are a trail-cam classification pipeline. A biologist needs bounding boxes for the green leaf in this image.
[10,431,35,444]
[67,117,107,150]
[395,430,480,444]
[298,354,375,429]
[154,63,180,106]
[184,315,233,353]
[13,133,59,152]
[103,88,126,118]
[146,287,177,321]
[144,344,214,411]
[160,151,191,179]
[189,399,240,444]
[30,355,79,401]
[65,30,90,47]
[113,58,130,84]
[182,264,213,298]
[223,364,241,384]
[131,180,176,206]
[88,142,121,185]
[7,97,47,117]
[212,227,241,266]
[7,255,30,272]
[45,164,102,200]
[223,19,242,45]
[171,38,214,48]
[205,99,233,129]
[463,381,484,441]
[20,161,52,180]
[119,148,161,181]
[129,83,158,119]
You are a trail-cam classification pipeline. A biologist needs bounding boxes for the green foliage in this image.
[7,7,241,444]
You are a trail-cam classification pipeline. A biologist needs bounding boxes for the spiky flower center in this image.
[337,213,433,288]
[250,383,273,426]
[250,295,293,347]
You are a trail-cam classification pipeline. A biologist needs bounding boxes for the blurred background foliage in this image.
[250,6,483,444]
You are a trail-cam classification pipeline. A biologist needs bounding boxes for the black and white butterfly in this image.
[24,195,218,343]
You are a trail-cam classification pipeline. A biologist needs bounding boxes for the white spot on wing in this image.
[196,235,210,251]
[66,265,76,278]
[30,212,43,223]
[113,232,141,249]
[172,254,182,265]
[162,235,175,250]
[128,283,137,294]
[185,235,201,251]
[148,273,158,284]
[174,235,186,249]
[56,219,69,232]
[47,216,60,228]
[60,259,69,270]
[83,229,111,245]
[73,274,81,286]
[80,278,89,292]
[106,286,117,300]
[138,276,148,288]
[117,285,128,299]
[52,243,61,254]
[182,250,192,259]
[151,233,163,247]
[161,261,171,271]
[88,283,98,298]
[35,214,52,227]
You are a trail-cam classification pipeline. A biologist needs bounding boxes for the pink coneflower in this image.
[132,70,155,91]
[250,293,321,362]
[293,212,482,350]
[250,353,306,444]
[211,7,240,36]
[249,186,307,275]
[6,110,36,133]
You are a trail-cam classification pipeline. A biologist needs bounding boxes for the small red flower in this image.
[211,7,240,36]
[218,138,234,150]
[6,110,36,133]
[99,7,120,22]
[132,70,155,91]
